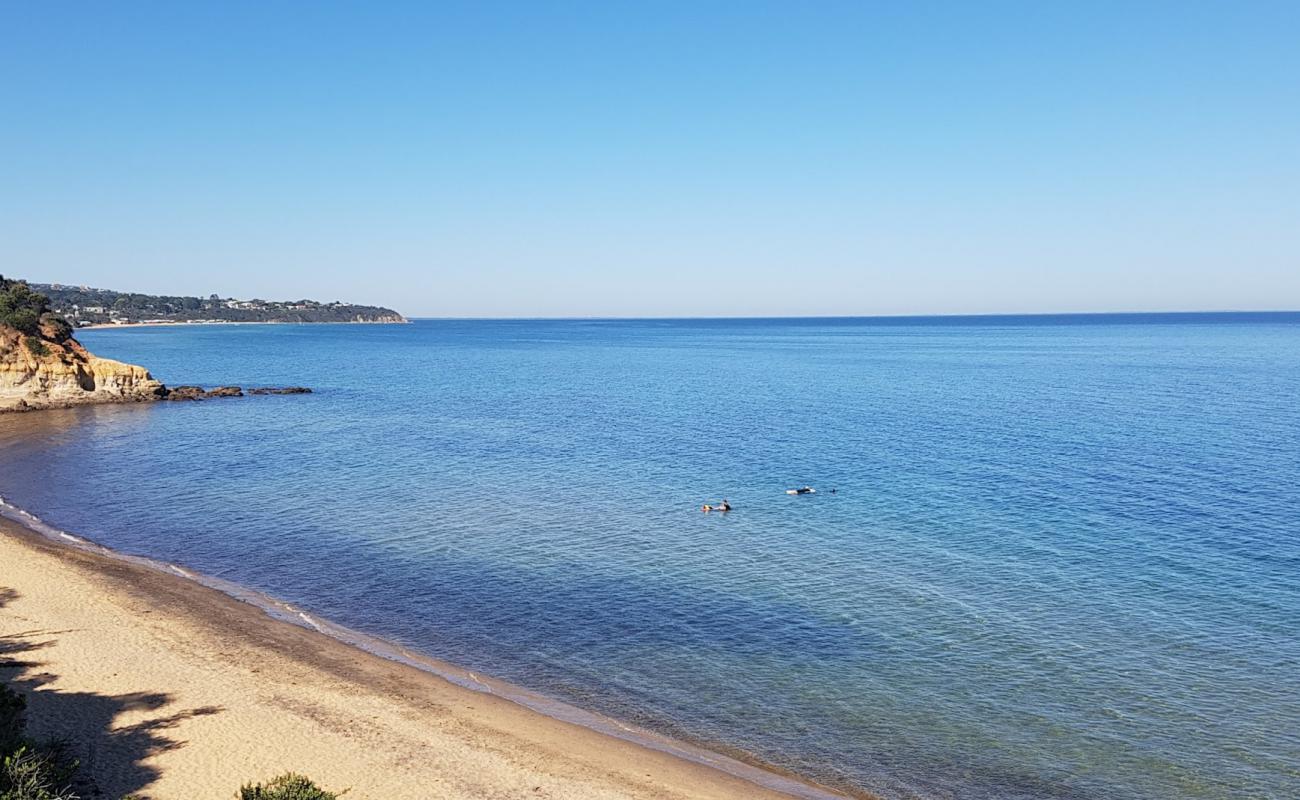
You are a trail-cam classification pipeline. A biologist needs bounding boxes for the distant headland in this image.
[0,276,322,412]
[29,281,407,327]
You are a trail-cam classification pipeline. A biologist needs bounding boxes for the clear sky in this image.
[2,2,1297,317]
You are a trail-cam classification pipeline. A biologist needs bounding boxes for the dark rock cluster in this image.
[249,386,312,395]
[163,386,311,401]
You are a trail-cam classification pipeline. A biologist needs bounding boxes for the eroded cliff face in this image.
[0,322,165,412]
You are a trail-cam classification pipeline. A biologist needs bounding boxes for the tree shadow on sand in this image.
[1,589,222,799]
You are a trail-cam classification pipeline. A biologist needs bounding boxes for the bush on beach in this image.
[238,773,340,800]
[1,742,80,800]
[0,686,79,800]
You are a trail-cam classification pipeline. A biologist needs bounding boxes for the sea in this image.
[1,315,1297,800]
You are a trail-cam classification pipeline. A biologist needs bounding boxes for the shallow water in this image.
[2,315,1298,799]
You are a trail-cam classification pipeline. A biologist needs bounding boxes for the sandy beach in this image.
[0,518,842,800]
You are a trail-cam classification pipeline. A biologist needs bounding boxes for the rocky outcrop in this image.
[249,386,312,395]
[1,276,315,413]
[166,385,246,401]
[0,322,166,412]
[163,385,208,401]
[163,385,311,401]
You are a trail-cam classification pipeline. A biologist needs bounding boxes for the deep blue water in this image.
[2,315,1298,799]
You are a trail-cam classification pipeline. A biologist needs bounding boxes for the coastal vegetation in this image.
[27,282,404,326]
[22,339,48,359]
[0,277,70,342]
[239,773,339,800]
[2,685,80,800]
[2,684,337,800]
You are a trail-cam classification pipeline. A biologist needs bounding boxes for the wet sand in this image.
[0,518,847,800]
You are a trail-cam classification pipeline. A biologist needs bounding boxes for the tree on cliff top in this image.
[0,276,72,342]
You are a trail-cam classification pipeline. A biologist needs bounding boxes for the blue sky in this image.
[2,1,1297,316]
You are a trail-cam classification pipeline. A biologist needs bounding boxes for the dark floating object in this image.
[250,386,313,395]
[786,486,816,495]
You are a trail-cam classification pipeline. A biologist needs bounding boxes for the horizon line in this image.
[403,309,1300,321]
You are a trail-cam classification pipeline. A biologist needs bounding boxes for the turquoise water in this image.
[1,316,1298,799]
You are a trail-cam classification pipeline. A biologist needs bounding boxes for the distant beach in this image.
[79,318,409,330]
[79,320,279,330]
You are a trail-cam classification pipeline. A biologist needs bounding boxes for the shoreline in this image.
[0,503,857,800]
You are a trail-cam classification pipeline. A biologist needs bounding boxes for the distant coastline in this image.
[30,282,407,327]
[80,318,410,330]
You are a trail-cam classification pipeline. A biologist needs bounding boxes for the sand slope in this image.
[0,521,834,800]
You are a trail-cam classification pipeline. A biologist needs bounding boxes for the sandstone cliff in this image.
[0,321,165,412]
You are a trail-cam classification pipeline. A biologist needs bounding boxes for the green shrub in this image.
[238,773,339,800]
[0,277,50,337]
[22,337,49,358]
[0,687,79,800]
[3,309,40,337]
[0,277,73,341]
[1,742,79,800]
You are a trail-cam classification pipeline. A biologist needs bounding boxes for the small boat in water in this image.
[786,486,816,495]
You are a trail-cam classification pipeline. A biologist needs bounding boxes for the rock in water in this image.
[164,386,207,401]
[165,385,313,401]
[249,386,312,395]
